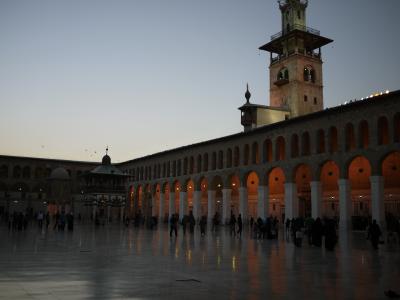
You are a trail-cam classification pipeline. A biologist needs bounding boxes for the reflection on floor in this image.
[0,224,399,299]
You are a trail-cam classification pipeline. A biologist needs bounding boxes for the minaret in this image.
[259,0,333,117]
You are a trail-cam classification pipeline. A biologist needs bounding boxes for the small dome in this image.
[102,154,111,165]
[49,167,70,180]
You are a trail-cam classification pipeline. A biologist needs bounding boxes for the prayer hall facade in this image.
[0,0,399,231]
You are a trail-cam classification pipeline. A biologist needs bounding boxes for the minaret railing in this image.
[270,24,320,41]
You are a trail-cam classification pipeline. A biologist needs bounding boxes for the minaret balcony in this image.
[270,24,320,41]
[271,49,321,65]
[274,78,289,86]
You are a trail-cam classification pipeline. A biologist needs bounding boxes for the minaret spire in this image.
[245,83,251,103]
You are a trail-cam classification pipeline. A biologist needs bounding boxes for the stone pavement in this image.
[0,224,399,299]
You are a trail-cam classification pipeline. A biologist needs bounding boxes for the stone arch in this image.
[234,146,240,167]
[303,65,316,83]
[13,165,21,179]
[275,136,285,161]
[128,185,135,215]
[294,164,312,218]
[185,179,195,215]
[189,156,194,174]
[377,116,389,145]
[210,175,223,218]
[316,129,325,154]
[141,184,152,219]
[263,139,273,162]
[199,177,208,217]
[162,182,170,193]
[228,173,240,216]
[22,166,31,179]
[211,152,217,170]
[183,157,188,175]
[226,148,233,168]
[252,142,260,164]
[277,67,289,81]
[210,175,224,190]
[203,153,209,172]
[301,132,310,156]
[267,167,286,219]
[381,151,400,218]
[166,162,170,177]
[135,185,143,214]
[348,156,372,218]
[394,113,400,143]
[197,154,202,173]
[153,183,161,217]
[328,126,339,153]
[291,134,299,158]
[218,150,224,169]
[358,120,369,149]
[345,123,356,151]
[0,164,8,179]
[177,160,182,176]
[172,180,181,214]
[243,144,250,166]
[319,160,340,217]
[246,171,259,218]
[162,182,171,220]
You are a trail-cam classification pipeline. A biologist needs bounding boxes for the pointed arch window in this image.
[303,66,316,83]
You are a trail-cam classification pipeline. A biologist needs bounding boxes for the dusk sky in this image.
[0,0,399,163]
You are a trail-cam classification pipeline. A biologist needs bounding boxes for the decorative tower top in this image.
[279,0,308,34]
[245,83,251,103]
[102,147,111,165]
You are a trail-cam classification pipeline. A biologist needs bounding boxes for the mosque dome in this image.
[49,167,70,180]
[102,154,111,165]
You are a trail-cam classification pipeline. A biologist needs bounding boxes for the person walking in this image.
[45,212,50,229]
[312,217,323,247]
[199,215,207,236]
[237,214,243,238]
[324,219,337,251]
[37,211,44,229]
[230,214,236,237]
[170,214,178,238]
[182,215,188,235]
[285,218,291,240]
[368,219,382,250]
[188,211,195,234]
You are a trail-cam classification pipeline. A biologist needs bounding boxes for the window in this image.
[304,95,308,102]
[277,68,289,81]
[314,97,317,105]
[297,10,301,19]
[303,67,316,83]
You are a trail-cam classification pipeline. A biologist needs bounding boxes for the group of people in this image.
[286,217,338,250]
[53,211,74,231]
[6,209,75,232]
[249,216,279,240]
[169,211,228,237]
[169,211,195,237]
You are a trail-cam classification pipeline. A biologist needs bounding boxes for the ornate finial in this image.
[106,146,108,155]
[245,83,251,103]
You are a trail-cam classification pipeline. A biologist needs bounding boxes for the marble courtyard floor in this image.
[0,224,399,299]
